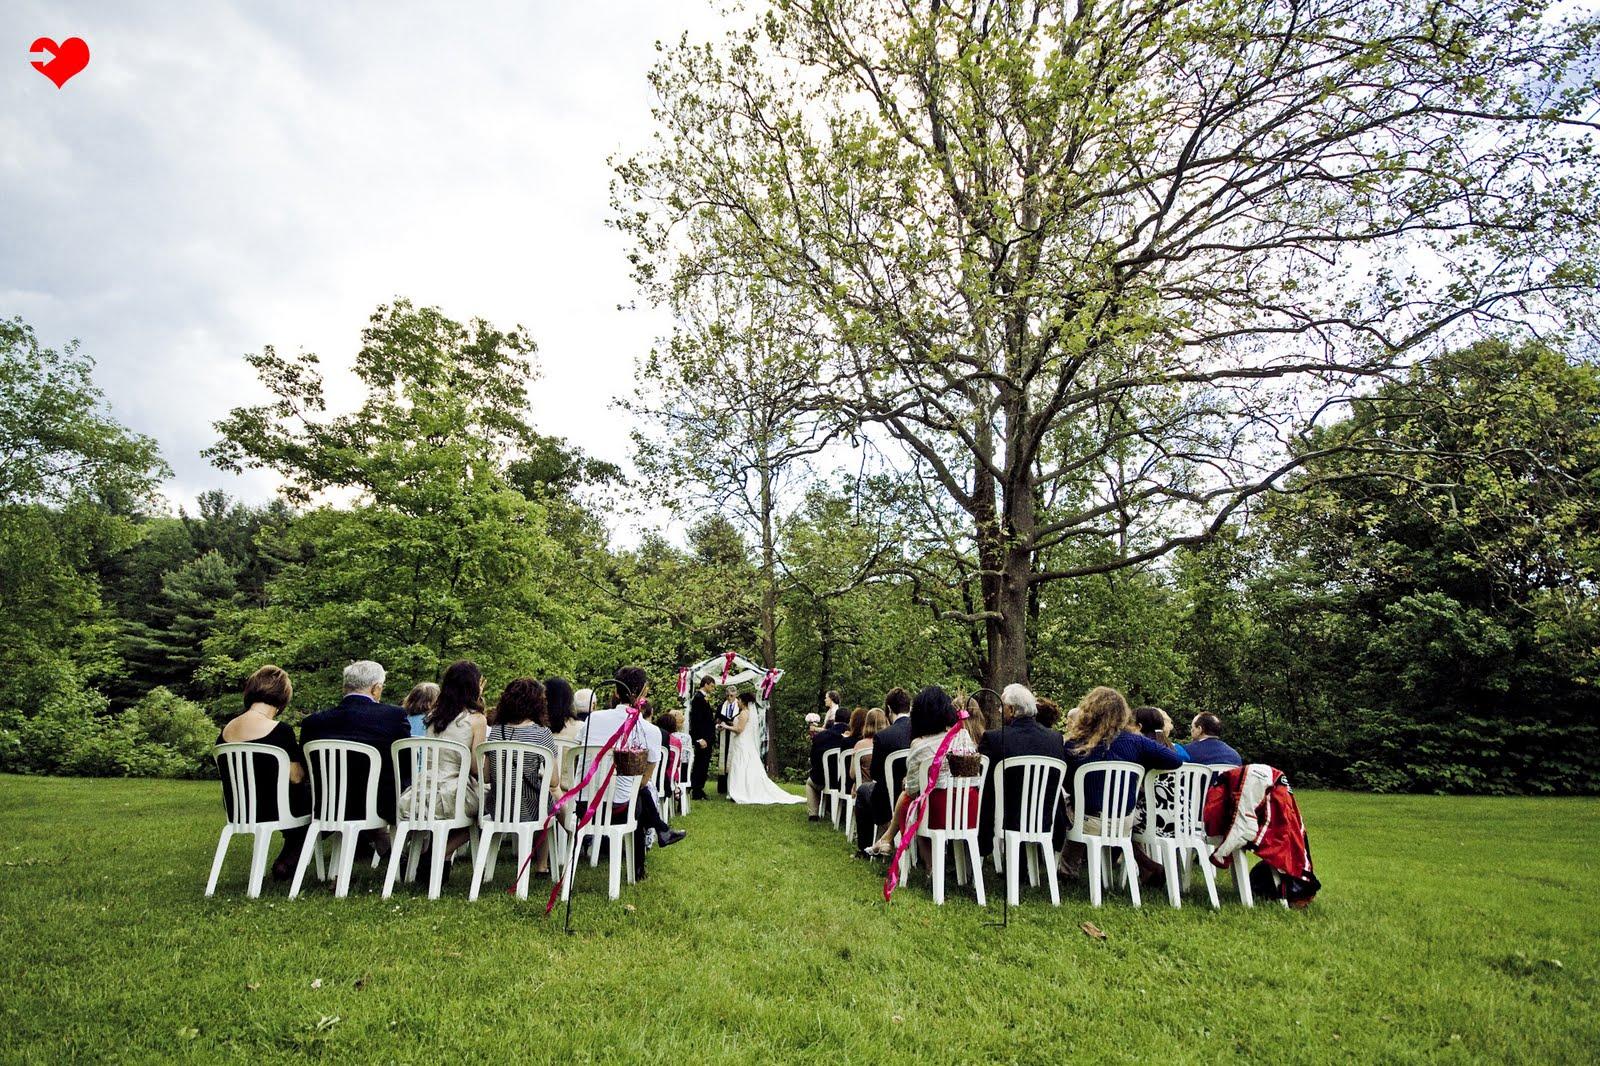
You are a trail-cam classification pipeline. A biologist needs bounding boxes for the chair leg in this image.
[1122,843,1142,908]
[382,827,410,898]
[1196,845,1220,909]
[426,829,448,899]
[469,830,495,901]
[246,831,273,898]
[953,840,969,887]
[930,839,946,905]
[513,831,533,900]
[205,827,233,897]
[1162,843,1181,909]
[1005,836,1021,906]
[334,830,359,898]
[966,837,986,907]
[288,829,319,899]
[1235,858,1254,907]
[1087,844,1104,907]
[1043,843,1061,906]
[607,836,624,899]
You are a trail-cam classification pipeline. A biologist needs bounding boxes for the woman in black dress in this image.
[217,665,311,880]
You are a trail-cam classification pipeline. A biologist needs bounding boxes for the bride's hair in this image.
[738,691,757,708]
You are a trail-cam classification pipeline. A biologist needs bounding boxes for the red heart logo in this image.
[31,37,90,89]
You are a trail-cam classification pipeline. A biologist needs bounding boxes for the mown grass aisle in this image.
[1,775,1596,1062]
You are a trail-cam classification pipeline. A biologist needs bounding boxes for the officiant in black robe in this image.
[688,675,717,801]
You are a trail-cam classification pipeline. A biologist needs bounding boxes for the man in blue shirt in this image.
[1185,713,1243,766]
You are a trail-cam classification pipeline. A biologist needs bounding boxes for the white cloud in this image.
[1,0,723,519]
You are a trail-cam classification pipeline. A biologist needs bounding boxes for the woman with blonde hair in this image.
[1061,686,1181,877]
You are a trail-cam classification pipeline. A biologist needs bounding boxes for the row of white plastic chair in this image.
[817,748,1259,909]
[209,737,693,902]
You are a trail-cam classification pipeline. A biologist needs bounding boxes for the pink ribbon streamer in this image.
[720,650,736,683]
[758,668,780,700]
[883,710,970,902]
[507,698,643,911]
[676,667,689,699]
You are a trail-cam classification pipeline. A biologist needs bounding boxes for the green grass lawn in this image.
[0,775,1595,1063]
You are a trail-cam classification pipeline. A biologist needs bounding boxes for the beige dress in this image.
[398,713,482,819]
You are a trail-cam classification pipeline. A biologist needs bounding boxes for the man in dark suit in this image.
[688,675,717,800]
[299,660,412,828]
[806,698,850,821]
[856,686,912,851]
[978,682,1068,857]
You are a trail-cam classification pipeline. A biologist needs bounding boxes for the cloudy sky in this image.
[3,1,725,510]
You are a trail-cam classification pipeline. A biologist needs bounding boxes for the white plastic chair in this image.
[652,747,675,824]
[383,737,478,900]
[876,748,910,841]
[561,745,639,901]
[287,740,390,899]
[470,741,555,900]
[841,747,870,840]
[1137,764,1220,909]
[208,743,316,898]
[898,754,989,905]
[822,747,849,829]
[673,740,693,816]
[992,755,1068,906]
[1202,762,1275,907]
[1067,760,1145,907]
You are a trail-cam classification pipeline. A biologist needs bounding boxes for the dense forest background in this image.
[2,303,1595,794]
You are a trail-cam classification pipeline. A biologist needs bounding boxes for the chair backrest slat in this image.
[479,740,552,826]
[1144,764,1213,841]
[303,740,383,823]
[993,755,1068,836]
[214,742,294,826]
[848,747,871,790]
[884,749,910,801]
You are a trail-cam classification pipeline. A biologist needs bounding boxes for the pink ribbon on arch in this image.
[507,698,644,912]
[883,710,970,902]
[720,651,737,683]
[676,667,690,699]
[758,668,780,700]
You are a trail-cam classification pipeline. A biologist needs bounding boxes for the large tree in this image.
[615,0,1600,688]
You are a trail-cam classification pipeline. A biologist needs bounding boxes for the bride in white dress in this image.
[722,694,804,805]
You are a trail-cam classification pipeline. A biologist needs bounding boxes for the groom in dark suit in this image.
[688,675,717,801]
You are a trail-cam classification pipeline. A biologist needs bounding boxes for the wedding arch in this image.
[677,651,783,765]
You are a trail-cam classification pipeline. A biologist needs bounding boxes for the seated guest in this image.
[842,707,867,786]
[1186,712,1243,766]
[399,659,489,871]
[485,677,559,874]
[1134,706,1191,760]
[977,682,1068,858]
[857,688,912,851]
[958,693,985,746]
[300,660,412,833]
[573,687,597,720]
[806,705,851,821]
[578,667,685,882]
[864,685,976,857]
[546,677,582,744]
[403,682,438,737]
[1035,696,1062,732]
[218,665,310,880]
[1061,686,1182,876]
[659,709,691,793]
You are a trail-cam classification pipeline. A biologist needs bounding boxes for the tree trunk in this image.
[817,603,834,719]
[759,464,779,773]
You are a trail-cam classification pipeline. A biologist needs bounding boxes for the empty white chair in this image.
[288,740,389,899]
[992,755,1068,906]
[841,747,871,841]
[673,740,693,816]
[899,754,989,905]
[823,747,849,829]
[652,748,675,824]
[1136,764,1220,909]
[1067,760,1145,907]
[208,742,316,898]
[561,745,639,901]
[383,737,478,900]
[470,741,555,901]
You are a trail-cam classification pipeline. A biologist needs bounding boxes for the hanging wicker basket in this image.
[614,747,650,776]
[946,752,982,778]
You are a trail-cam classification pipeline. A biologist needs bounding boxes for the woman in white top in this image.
[866,685,976,855]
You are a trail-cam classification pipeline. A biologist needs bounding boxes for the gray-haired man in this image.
[299,660,413,825]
